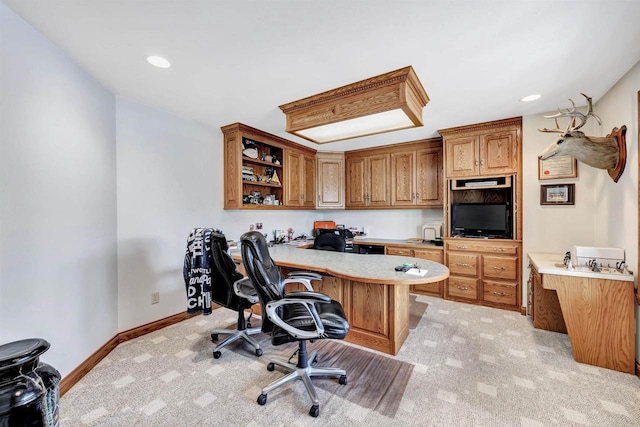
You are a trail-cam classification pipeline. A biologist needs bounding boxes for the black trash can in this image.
[0,338,60,426]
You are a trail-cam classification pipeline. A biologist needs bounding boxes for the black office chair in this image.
[185,228,263,359]
[312,230,346,252]
[240,231,349,417]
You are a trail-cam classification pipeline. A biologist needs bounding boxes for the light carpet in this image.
[60,295,640,426]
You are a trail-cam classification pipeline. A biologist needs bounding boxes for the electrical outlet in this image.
[151,292,160,304]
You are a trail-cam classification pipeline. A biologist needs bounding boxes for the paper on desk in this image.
[405,268,427,277]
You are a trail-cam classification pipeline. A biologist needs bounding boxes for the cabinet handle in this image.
[492,247,506,252]
[492,266,506,271]
[457,286,469,291]
[492,291,507,296]
[456,245,469,249]
[301,194,304,201]
[474,160,479,166]
[416,192,420,199]
[455,263,470,267]
[480,159,484,167]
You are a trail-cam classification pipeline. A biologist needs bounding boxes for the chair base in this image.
[211,327,263,358]
[257,345,347,417]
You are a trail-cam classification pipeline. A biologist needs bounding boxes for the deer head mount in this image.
[538,93,627,182]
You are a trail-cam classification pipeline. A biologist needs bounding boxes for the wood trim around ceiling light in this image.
[279,66,429,143]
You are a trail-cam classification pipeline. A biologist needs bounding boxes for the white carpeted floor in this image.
[60,295,640,426]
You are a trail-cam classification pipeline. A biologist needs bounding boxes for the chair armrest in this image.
[233,277,258,304]
[265,296,326,339]
[283,291,331,303]
[287,271,323,281]
[282,277,315,291]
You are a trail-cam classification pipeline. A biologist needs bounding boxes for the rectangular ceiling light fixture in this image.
[279,66,429,144]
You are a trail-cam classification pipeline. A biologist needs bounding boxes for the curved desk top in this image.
[232,244,449,285]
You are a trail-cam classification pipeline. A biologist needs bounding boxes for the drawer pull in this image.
[455,263,470,267]
[492,266,506,271]
[493,247,506,252]
[457,286,468,291]
[456,245,469,249]
[492,291,507,296]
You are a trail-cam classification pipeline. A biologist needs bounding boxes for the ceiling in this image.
[4,0,640,151]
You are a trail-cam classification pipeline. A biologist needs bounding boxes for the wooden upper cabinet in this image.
[221,123,316,210]
[440,117,521,179]
[316,152,345,209]
[390,141,443,207]
[284,148,315,207]
[345,153,389,208]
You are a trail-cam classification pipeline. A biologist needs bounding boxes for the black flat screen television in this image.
[451,203,511,238]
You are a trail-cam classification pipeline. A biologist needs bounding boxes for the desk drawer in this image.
[447,253,479,276]
[446,241,518,255]
[386,246,413,256]
[483,256,518,280]
[447,276,478,300]
[483,281,517,306]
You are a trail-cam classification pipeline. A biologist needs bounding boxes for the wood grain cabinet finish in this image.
[316,152,345,209]
[440,117,521,179]
[444,239,521,310]
[345,138,442,209]
[345,153,390,208]
[390,145,443,207]
[284,148,315,208]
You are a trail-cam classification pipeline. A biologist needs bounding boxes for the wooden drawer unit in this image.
[482,255,518,280]
[444,238,522,312]
[385,246,413,256]
[447,276,479,301]
[483,281,517,306]
[447,253,479,276]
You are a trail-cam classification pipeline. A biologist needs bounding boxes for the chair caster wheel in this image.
[211,334,219,342]
[309,405,319,417]
[255,348,263,357]
[213,351,222,359]
[339,375,347,385]
[257,394,267,405]
[267,362,275,371]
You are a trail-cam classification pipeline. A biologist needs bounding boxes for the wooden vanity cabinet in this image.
[440,117,521,179]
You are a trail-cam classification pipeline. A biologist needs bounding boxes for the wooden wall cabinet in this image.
[284,148,316,208]
[440,117,521,179]
[316,152,345,209]
[345,153,390,208]
[345,138,442,209]
[221,123,316,210]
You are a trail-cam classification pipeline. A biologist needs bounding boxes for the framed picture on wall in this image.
[538,155,578,180]
[540,184,575,205]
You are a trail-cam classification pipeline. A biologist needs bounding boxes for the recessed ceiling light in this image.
[146,56,171,68]
[520,94,541,102]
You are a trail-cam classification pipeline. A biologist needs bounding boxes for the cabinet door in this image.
[346,156,367,207]
[302,154,315,208]
[413,249,443,263]
[316,153,344,209]
[447,276,479,301]
[444,135,479,178]
[479,129,518,175]
[284,150,303,206]
[223,131,243,209]
[415,147,442,206]
[483,280,517,306]
[367,153,390,206]
[447,253,479,276]
[482,255,518,280]
[390,151,415,206]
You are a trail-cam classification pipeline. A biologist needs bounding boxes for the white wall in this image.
[0,3,117,376]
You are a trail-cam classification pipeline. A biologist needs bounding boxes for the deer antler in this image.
[539,93,602,134]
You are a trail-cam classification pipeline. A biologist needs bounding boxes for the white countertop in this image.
[528,252,634,282]
[232,243,449,285]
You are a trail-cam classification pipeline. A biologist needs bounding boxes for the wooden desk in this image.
[528,253,635,374]
[233,244,449,355]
